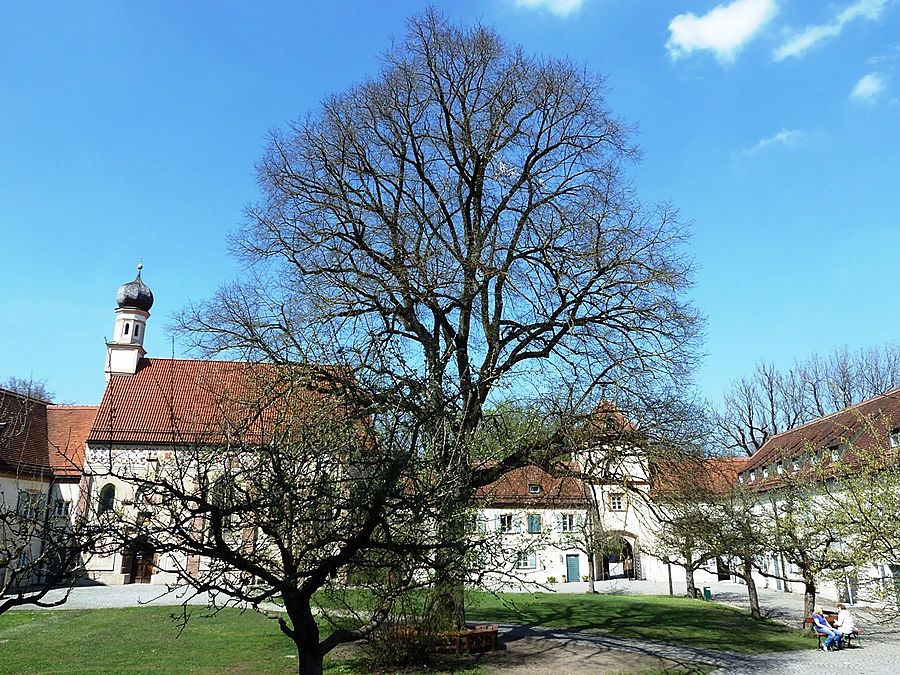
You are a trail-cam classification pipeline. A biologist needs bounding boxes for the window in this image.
[526,514,542,533]
[762,466,770,479]
[527,483,542,495]
[17,491,41,519]
[609,494,624,511]
[52,500,71,517]
[890,429,900,449]
[792,457,802,471]
[561,514,576,532]
[516,552,538,569]
[134,323,140,337]
[749,470,756,482]
[123,323,129,336]
[828,444,841,461]
[776,460,784,475]
[499,514,514,532]
[738,473,744,484]
[98,484,116,514]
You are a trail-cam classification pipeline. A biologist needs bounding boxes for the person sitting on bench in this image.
[835,603,856,642]
[812,607,841,651]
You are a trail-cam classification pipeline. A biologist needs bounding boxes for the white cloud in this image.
[742,128,805,155]
[667,0,778,63]
[774,0,890,61]
[851,72,886,101]
[513,0,585,17]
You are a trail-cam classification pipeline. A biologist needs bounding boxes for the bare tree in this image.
[714,344,900,456]
[90,365,468,675]
[2,377,53,404]
[176,9,699,633]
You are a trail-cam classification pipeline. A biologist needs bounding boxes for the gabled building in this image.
[737,389,900,605]
[0,386,95,588]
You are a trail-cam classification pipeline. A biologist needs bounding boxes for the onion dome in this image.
[116,262,154,311]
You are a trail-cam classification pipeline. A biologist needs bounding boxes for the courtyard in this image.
[5,580,899,674]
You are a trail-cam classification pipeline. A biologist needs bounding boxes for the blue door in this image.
[566,554,580,583]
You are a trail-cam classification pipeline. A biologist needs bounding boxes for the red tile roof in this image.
[742,388,900,476]
[0,388,51,477]
[47,406,97,478]
[88,358,328,446]
[651,456,747,498]
[473,465,591,507]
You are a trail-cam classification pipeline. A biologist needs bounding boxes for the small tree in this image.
[91,365,466,675]
[762,468,853,625]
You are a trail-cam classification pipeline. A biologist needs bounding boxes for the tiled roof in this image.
[473,465,591,507]
[651,456,747,498]
[88,358,324,446]
[47,406,97,478]
[742,388,900,476]
[0,388,51,478]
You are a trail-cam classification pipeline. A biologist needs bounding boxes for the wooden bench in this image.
[804,616,862,649]
[434,624,499,654]
[391,624,499,654]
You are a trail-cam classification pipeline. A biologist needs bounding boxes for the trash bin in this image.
[703,586,712,601]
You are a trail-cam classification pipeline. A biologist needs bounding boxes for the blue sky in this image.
[1,0,898,405]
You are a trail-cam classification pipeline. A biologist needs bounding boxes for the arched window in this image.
[123,323,129,336]
[133,323,140,337]
[98,484,116,514]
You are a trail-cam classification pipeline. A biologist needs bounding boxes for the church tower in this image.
[105,262,154,379]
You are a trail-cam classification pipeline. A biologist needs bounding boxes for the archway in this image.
[598,532,640,580]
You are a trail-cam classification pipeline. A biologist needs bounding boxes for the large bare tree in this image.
[174,8,699,663]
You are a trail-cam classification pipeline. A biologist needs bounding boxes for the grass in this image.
[465,591,812,654]
[0,592,812,674]
[310,588,812,655]
[0,606,359,674]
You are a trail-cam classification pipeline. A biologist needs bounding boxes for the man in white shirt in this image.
[835,603,856,642]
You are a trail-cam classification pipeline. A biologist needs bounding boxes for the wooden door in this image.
[123,540,155,584]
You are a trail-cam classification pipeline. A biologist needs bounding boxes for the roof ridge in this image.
[762,387,900,443]
[48,405,99,410]
[140,356,262,365]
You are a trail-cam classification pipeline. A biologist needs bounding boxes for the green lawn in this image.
[466,592,812,654]
[0,606,358,674]
[0,592,812,674]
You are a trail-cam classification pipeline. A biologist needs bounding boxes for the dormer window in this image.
[738,473,744,484]
[776,460,784,475]
[890,429,900,449]
[792,457,801,471]
[528,484,542,495]
[762,466,770,479]
[828,444,841,461]
[749,470,756,482]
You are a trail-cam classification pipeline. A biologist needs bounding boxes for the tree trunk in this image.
[803,579,817,629]
[685,566,697,599]
[587,553,596,593]
[297,646,323,675]
[742,558,761,619]
[281,593,324,675]
[432,519,466,629]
